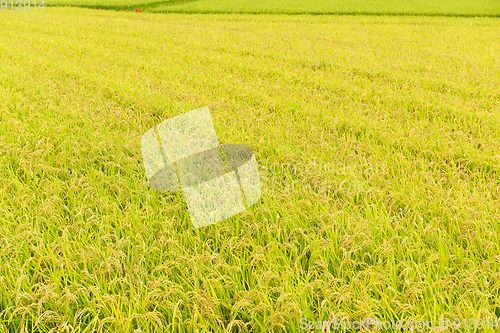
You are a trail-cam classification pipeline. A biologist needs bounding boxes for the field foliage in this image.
[1,6,500,333]
[44,0,182,9]
[153,0,500,16]
[45,0,500,16]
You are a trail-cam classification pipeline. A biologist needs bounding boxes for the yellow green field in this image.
[1,5,500,333]
[151,0,500,15]
[44,0,500,16]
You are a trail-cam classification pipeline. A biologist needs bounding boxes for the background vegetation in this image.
[1,3,500,333]
[152,0,500,16]
[44,0,500,16]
